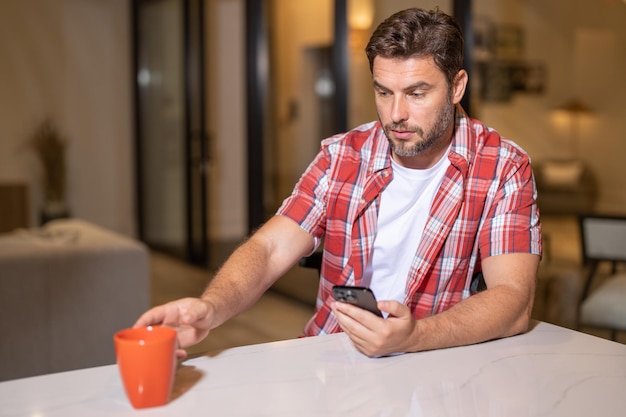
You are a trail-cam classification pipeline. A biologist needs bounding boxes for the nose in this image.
[390,96,409,124]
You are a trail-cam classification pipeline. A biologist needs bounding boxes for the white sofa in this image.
[0,219,150,381]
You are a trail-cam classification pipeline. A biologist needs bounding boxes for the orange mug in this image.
[114,326,177,409]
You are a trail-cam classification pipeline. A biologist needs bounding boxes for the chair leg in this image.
[579,261,598,302]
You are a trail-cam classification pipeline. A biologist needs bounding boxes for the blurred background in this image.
[1,0,625,361]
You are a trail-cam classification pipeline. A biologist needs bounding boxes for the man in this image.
[135,8,542,358]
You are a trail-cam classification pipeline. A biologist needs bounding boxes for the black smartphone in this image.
[331,285,383,317]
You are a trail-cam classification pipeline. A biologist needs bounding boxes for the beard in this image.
[383,95,455,157]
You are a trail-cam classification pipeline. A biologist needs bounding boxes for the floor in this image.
[149,214,624,357]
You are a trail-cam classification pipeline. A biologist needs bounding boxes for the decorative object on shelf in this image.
[29,119,70,224]
[473,17,547,103]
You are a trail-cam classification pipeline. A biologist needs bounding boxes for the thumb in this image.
[179,298,211,327]
[378,300,410,319]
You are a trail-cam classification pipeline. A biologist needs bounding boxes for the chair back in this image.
[578,214,626,300]
[579,214,626,264]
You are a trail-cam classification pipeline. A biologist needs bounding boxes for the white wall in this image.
[0,0,134,235]
[209,0,247,240]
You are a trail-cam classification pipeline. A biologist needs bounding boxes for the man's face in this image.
[372,56,465,168]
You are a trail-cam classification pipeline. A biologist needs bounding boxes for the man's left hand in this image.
[331,300,416,357]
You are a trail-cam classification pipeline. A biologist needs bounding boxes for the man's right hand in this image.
[133,297,214,359]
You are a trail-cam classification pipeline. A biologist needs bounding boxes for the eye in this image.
[376,90,390,98]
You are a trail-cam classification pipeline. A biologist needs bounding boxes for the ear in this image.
[451,69,468,105]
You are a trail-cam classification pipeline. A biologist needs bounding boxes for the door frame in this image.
[132,0,209,265]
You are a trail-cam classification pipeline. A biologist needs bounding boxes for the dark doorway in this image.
[133,0,209,266]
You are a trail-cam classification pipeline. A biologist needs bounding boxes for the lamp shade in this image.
[348,0,374,30]
[557,98,592,114]
[554,98,593,160]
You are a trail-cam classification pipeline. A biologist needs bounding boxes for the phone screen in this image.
[332,286,383,317]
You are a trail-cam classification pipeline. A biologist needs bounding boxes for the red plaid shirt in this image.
[277,107,542,336]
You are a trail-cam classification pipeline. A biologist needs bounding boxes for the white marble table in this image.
[1,321,625,417]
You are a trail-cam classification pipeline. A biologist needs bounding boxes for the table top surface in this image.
[1,321,625,417]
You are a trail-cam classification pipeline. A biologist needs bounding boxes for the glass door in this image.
[134,0,208,265]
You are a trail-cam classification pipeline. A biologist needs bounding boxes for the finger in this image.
[332,302,360,326]
[332,302,379,335]
[342,301,382,327]
[336,318,379,357]
[133,306,167,328]
[178,299,211,328]
[176,349,188,360]
[333,300,374,320]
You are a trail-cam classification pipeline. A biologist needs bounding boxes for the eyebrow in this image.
[373,80,433,93]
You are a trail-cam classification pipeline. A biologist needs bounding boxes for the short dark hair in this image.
[365,8,464,86]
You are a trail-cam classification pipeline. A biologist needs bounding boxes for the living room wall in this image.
[0,0,248,242]
[0,0,135,235]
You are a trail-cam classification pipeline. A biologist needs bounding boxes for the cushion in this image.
[541,160,584,188]
[580,273,626,330]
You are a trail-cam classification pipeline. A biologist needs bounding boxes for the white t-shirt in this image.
[364,152,450,304]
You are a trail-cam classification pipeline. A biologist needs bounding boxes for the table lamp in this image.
[556,97,592,160]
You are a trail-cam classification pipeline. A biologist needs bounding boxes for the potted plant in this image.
[30,119,70,224]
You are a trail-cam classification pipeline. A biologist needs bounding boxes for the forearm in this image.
[198,215,315,331]
[200,238,279,330]
[406,284,534,352]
